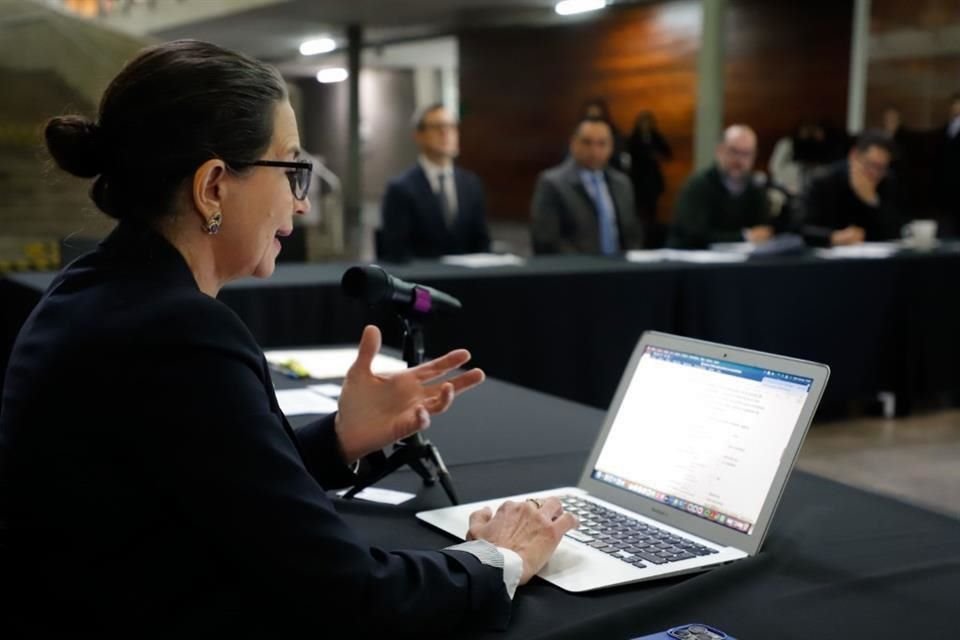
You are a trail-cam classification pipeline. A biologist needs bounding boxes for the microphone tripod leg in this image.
[428,442,459,505]
[342,448,411,500]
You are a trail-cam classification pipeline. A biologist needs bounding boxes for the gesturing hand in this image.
[335,325,485,463]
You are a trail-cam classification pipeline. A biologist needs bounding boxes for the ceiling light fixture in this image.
[300,37,337,56]
[555,0,608,16]
[316,68,349,84]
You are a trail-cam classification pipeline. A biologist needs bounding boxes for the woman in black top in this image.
[0,39,574,636]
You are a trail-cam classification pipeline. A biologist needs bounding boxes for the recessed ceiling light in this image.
[555,0,608,16]
[300,37,336,56]
[316,68,349,84]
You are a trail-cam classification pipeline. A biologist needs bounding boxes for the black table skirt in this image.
[5,251,960,410]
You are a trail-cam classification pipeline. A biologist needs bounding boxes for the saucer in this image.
[900,238,940,250]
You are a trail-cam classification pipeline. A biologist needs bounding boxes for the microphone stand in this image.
[342,314,459,504]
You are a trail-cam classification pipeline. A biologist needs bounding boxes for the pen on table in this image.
[268,359,310,379]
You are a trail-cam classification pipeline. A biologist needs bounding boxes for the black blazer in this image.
[379,165,491,262]
[801,161,902,246]
[0,223,508,636]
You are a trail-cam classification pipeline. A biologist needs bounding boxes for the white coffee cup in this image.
[902,219,938,247]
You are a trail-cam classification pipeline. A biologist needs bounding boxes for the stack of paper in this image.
[441,253,526,268]
[625,249,749,264]
[265,348,407,380]
[274,389,338,416]
[814,243,899,260]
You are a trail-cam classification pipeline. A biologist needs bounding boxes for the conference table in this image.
[4,247,960,413]
[276,372,958,639]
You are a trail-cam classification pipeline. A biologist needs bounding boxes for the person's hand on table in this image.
[335,325,485,463]
[830,225,866,246]
[745,225,775,244]
[466,497,579,584]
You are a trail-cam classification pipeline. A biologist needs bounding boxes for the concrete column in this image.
[694,0,727,170]
[846,0,871,134]
[345,24,362,257]
[440,66,459,119]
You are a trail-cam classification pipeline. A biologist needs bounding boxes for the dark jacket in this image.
[668,166,770,249]
[935,125,960,221]
[379,165,491,262]
[801,160,902,246]
[0,222,508,636]
[530,159,644,254]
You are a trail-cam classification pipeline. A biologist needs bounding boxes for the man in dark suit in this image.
[802,130,901,247]
[379,103,491,262]
[668,125,774,249]
[531,117,643,254]
[935,93,960,234]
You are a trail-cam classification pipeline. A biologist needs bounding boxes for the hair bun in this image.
[44,115,107,178]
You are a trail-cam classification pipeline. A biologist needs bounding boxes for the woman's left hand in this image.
[335,325,485,463]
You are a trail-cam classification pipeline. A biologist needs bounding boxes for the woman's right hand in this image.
[466,497,578,584]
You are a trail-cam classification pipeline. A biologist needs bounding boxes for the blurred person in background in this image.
[531,116,643,254]
[801,130,902,246]
[627,110,672,247]
[379,103,491,262]
[668,125,773,249]
[934,93,960,234]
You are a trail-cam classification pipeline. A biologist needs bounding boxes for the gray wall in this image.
[296,68,419,203]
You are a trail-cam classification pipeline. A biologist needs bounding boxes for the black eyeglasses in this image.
[228,160,313,200]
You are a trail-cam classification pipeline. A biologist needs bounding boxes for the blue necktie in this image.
[589,172,618,255]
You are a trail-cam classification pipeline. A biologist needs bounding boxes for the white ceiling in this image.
[152,0,638,68]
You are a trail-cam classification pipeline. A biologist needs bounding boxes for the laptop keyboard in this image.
[558,495,719,569]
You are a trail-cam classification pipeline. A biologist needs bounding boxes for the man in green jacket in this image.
[668,125,774,249]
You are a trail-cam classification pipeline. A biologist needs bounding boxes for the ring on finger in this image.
[526,498,543,509]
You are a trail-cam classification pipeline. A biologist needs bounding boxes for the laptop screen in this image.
[592,345,813,535]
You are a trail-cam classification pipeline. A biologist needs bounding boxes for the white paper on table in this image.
[308,383,342,398]
[625,249,670,263]
[662,249,750,263]
[708,242,756,254]
[274,389,339,416]
[626,249,749,264]
[335,487,416,505]
[440,253,526,268]
[814,243,899,259]
[265,348,407,380]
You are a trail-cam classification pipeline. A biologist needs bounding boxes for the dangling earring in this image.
[202,211,222,235]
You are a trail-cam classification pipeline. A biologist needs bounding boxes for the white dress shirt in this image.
[419,155,459,221]
[446,540,523,599]
[948,115,960,139]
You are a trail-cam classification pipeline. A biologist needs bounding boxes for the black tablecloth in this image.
[5,250,960,411]
[282,374,958,640]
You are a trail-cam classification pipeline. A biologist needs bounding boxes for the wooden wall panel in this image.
[867,0,960,131]
[459,0,701,222]
[459,0,852,223]
[865,0,960,216]
[870,0,960,33]
[724,0,852,174]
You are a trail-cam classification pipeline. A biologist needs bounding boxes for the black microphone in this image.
[341,265,462,314]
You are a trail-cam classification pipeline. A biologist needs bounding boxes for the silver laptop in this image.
[417,331,829,592]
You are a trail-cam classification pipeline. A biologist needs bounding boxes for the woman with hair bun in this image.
[0,40,574,636]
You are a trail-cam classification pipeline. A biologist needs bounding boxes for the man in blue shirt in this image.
[531,117,644,254]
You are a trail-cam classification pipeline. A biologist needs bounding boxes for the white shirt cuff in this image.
[445,540,523,600]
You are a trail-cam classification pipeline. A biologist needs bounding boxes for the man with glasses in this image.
[668,125,774,249]
[801,130,901,247]
[379,103,491,262]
